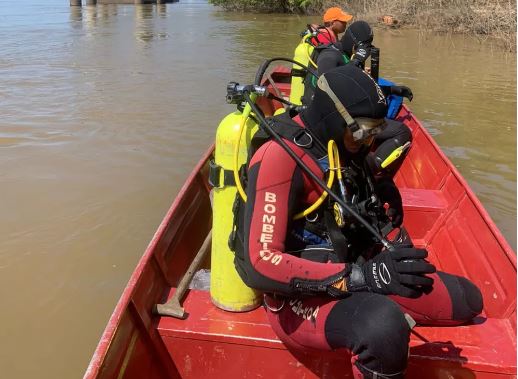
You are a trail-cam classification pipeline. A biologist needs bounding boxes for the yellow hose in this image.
[233,97,342,220]
[303,34,318,68]
[293,140,340,220]
[233,95,256,202]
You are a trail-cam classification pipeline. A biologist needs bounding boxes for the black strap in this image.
[291,68,306,78]
[324,209,350,263]
[266,113,327,158]
[313,43,337,52]
[381,222,395,238]
[302,214,328,239]
[208,159,236,188]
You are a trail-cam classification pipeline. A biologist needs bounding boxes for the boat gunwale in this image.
[399,105,515,267]
[83,144,214,379]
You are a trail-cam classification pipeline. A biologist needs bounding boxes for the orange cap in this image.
[323,7,353,23]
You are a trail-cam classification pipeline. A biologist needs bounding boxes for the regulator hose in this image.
[303,35,318,68]
[233,92,339,221]
[293,140,340,220]
[243,91,394,251]
[233,95,256,202]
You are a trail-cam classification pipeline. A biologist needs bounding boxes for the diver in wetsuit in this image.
[231,64,483,379]
[303,20,413,106]
[299,20,415,190]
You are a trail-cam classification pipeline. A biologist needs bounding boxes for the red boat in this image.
[84,69,516,379]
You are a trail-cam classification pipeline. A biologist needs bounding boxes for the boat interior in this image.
[90,70,516,379]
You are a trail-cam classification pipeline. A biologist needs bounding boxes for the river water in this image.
[0,1,515,378]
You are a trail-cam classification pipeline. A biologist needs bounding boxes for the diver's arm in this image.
[243,140,434,298]
[243,140,348,296]
[380,84,413,101]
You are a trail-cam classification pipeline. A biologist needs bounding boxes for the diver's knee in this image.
[457,276,483,318]
[438,272,483,321]
[354,296,410,374]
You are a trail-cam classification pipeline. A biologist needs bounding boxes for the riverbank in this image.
[337,0,516,52]
[208,0,516,51]
[71,0,178,3]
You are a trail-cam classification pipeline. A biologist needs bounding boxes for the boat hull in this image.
[84,70,516,379]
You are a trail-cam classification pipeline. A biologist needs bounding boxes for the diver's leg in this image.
[390,271,483,325]
[265,292,410,379]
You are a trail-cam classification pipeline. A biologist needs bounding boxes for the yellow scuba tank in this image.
[290,25,335,106]
[210,109,262,312]
[289,33,314,106]
[210,84,345,311]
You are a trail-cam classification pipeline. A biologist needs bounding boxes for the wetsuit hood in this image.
[300,64,387,154]
[341,20,373,57]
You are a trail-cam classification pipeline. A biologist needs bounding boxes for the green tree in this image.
[208,0,322,13]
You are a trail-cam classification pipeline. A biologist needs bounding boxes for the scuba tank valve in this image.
[226,82,268,104]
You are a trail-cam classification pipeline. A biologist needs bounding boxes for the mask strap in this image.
[346,28,359,45]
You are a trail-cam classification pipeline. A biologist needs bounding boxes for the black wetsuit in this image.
[302,44,348,105]
[317,44,349,75]
[302,21,373,105]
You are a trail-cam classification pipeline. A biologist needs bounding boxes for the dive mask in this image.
[350,117,384,142]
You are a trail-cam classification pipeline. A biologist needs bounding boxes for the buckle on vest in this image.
[263,294,285,313]
[293,130,313,148]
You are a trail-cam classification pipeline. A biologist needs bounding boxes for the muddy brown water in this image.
[0,1,515,378]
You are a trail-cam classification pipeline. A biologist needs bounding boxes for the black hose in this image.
[243,92,393,251]
[267,93,293,106]
[254,57,318,86]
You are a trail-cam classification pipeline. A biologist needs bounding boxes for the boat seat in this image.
[398,188,450,244]
[157,288,516,378]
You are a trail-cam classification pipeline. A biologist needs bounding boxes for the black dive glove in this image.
[350,43,371,67]
[347,247,436,298]
[390,85,413,101]
[375,178,404,227]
